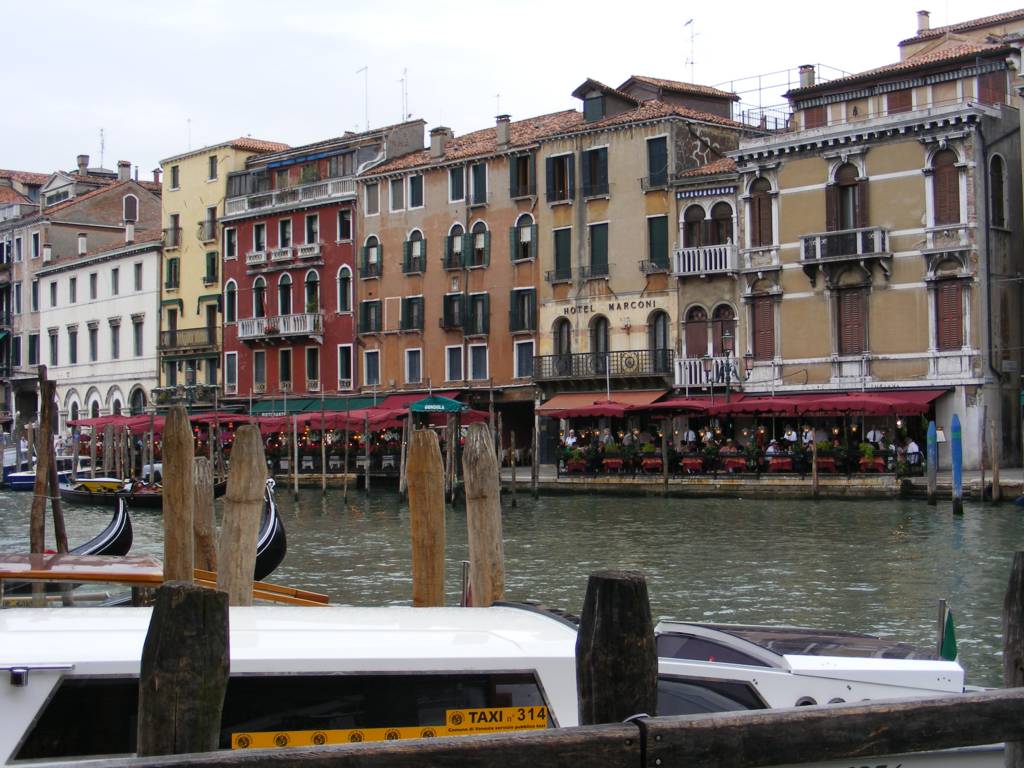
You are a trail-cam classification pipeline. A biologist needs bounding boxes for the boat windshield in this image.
[698,624,940,660]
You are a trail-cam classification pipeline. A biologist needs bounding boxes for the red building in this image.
[220,122,424,410]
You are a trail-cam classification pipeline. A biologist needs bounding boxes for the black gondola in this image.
[59,479,228,509]
[254,478,287,582]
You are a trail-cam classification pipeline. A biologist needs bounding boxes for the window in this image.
[991,156,1006,228]
[752,296,775,360]
[122,194,138,222]
[403,230,426,273]
[359,300,382,333]
[467,293,489,335]
[49,281,57,308]
[69,277,77,304]
[89,273,97,300]
[409,174,424,208]
[514,339,534,379]
[253,350,266,389]
[133,318,143,357]
[590,316,609,367]
[88,326,97,361]
[362,236,381,277]
[686,306,708,359]
[405,348,422,384]
[279,348,292,387]
[545,154,574,202]
[932,150,959,226]
[442,293,464,329]
[134,263,143,291]
[31,232,39,259]
[208,155,218,180]
[470,162,487,205]
[278,274,292,315]
[205,251,218,284]
[30,279,38,312]
[826,163,866,234]
[305,347,320,390]
[253,276,266,318]
[111,267,120,295]
[887,89,912,114]
[445,224,465,269]
[337,267,352,312]
[165,360,177,387]
[165,257,179,289]
[337,210,352,240]
[279,219,292,248]
[305,213,318,244]
[837,289,867,356]
[509,288,536,332]
[804,105,826,129]
[225,352,238,394]
[588,222,608,277]
[584,94,604,121]
[449,167,465,202]
[304,270,320,312]
[337,344,353,388]
[649,310,671,372]
[11,335,21,368]
[67,328,77,365]
[225,281,237,323]
[390,177,405,211]
[511,214,536,262]
[110,321,120,359]
[14,237,22,262]
[363,349,380,386]
[469,344,488,380]
[750,178,773,247]
[48,330,58,366]
[647,216,668,269]
[275,168,289,188]
[224,227,237,259]
[365,182,379,215]
[13,283,20,314]
[28,333,38,365]
[509,153,535,198]
[445,346,463,381]
[647,137,668,187]
[936,280,963,351]
[711,305,735,356]
[401,296,424,330]
[170,165,180,189]
[582,147,609,197]
[253,223,266,253]
[708,202,733,244]
[553,228,571,281]
[469,222,489,267]
[978,70,1006,105]
[328,152,354,178]
[201,206,217,241]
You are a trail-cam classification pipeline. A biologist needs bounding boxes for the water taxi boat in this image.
[6,457,93,492]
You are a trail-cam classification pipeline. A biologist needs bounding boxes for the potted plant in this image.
[858,441,877,472]
[602,442,623,472]
[566,447,587,474]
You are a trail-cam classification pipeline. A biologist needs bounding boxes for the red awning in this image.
[537,389,667,415]
[800,389,948,416]
[642,395,723,413]
[545,400,637,418]
[707,395,807,416]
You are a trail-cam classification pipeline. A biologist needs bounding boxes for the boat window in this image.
[699,624,939,660]
[657,676,766,716]
[657,633,770,667]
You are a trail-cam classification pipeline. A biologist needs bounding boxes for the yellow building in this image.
[157,137,287,407]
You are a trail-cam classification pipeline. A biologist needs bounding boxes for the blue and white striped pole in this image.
[951,414,963,515]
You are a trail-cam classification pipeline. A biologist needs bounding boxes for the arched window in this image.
[750,178,773,247]
[590,315,609,373]
[305,270,320,312]
[90,401,100,418]
[122,194,139,223]
[683,205,705,247]
[648,310,670,373]
[363,235,380,276]
[70,402,79,422]
[712,305,736,356]
[337,266,352,313]
[253,276,266,318]
[112,399,122,416]
[990,155,1005,228]
[684,306,708,358]
[277,274,292,315]
[130,389,145,416]
[708,202,733,245]
[552,317,572,376]
[829,163,863,231]
[224,280,237,323]
[470,221,489,267]
[447,223,465,267]
[513,213,536,261]
[933,150,959,226]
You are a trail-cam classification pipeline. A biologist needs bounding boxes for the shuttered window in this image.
[684,308,707,359]
[936,281,963,351]
[750,178,772,247]
[647,216,668,268]
[837,290,866,356]
[933,150,959,226]
[589,223,608,274]
[804,105,826,129]
[886,89,912,114]
[553,228,571,279]
[647,137,668,186]
[978,70,1006,105]
[752,297,775,361]
[991,155,1005,228]
[683,205,704,247]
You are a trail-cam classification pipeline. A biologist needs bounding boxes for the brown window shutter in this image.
[936,281,963,350]
[886,89,912,114]
[753,297,775,360]
[838,290,866,355]
[754,192,772,246]
[825,184,839,232]
[979,70,1005,105]
[685,320,708,358]
[855,179,870,229]
[933,151,959,225]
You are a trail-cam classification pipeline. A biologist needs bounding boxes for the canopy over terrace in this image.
[537,389,667,418]
[701,389,946,417]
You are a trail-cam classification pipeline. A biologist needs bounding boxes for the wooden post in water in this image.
[136,582,229,757]
[991,418,1001,503]
[1003,550,1024,768]
[29,370,56,556]
[576,570,658,725]
[70,431,79,482]
[148,410,155,481]
[363,413,371,494]
[811,434,819,499]
[89,425,97,478]
[163,405,195,583]
[531,408,540,499]
[927,421,938,506]
[407,427,445,607]
[102,424,114,476]
[661,418,669,490]
[342,417,351,502]
[509,429,518,507]
[192,457,217,573]
[951,413,963,514]
[442,415,452,499]
[217,425,265,606]
[462,423,504,607]
[980,410,988,502]
[291,414,299,501]
[398,414,409,502]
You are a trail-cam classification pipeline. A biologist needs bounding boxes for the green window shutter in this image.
[482,294,490,334]
[648,138,668,185]
[483,231,491,266]
[581,150,592,196]
[360,245,367,271]
[529,225,538,259]
[509,226,517,262]
[591,224,608,270]
[508,159,516,199]
[401,298,409,329]
[420,238,427,266]
[545,157,555,200]
[461,234,471,267]
[529,153,537,196]
[508,289,515,328]
[648,216,668,267]
[402,240,411,272]
[567,154,576,199]
[597,148,609,195]
[555,229,571,276]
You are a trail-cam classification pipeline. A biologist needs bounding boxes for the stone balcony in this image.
[224,179,356,219]
[237,312,324,343]
[672,244,737,278]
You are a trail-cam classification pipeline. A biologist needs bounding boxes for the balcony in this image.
[237,312,324,342]
[337,377,353,391]
[546,268,573,284]
[197,220,217,242]
[675,355,743,389]
[578,264,610,280]
[639,259,669,275]
[224,178,357,218]
[508,311,535,333]
[533,349,674,381]
[800,226,891,285]
[270,246,293,263]
[672,244,737,278]
[360,261,381,279]
[159,327,220,351]
[307,378,320,392]
[246,250,267,266]
[297,242,321,259]
[464,315,489,337]
[152,384,221,407]
[403,255,426,274]
[163,227,182,249]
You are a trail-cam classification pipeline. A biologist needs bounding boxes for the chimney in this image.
[798,64,816,89]
[496,114,511,149]
[77,233,87,255]
[152,167,162,185]
[125,222,135,244]
[918,9,930,32]
[117,161,131,181]
[429,126,453,159]
[76,154,89,176]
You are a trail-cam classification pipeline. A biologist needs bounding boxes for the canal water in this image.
[2,488,1022,688]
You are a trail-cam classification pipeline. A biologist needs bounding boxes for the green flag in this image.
[940,608,958,661]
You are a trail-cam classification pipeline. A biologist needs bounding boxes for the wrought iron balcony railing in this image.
[533,349,674,381]
[159,327,220,350]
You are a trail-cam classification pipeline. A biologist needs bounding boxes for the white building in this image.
[35,230,162,431]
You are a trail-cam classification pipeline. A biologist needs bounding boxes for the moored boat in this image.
[6,456,93,491]
[254,478,286,582]
[58,478,228,508]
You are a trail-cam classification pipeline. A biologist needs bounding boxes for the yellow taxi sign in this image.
[446,706,548,734]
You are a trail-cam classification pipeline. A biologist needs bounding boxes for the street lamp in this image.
[701,353,714,405]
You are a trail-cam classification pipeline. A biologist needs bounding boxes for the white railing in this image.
[253,382,266,394]
[225,178,357,217]
[270,247,293,262]
[297,242,321,259]
[237,312,324,340]
[674,355,739,388]
[741,246,780,271]
[338,378,353,391]
[925,224,971,251]
[307,378,321,392]
[672,244,737,277]
[246,250,267,265]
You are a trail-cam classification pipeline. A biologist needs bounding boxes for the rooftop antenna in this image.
[683,18,695,83]
[99,128,105,169]
[356,66,369,131]
[399,68,410,120]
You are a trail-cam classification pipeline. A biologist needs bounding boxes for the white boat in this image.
[5,456,92,491]
[0,607,1002,765]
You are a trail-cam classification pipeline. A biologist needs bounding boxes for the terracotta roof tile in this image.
[0,188,32,205]
[620,75,740,101]
[0,168,50,185]
[555,100,746,134]
[786,42,1011,97]
[571,78,641,105]
[674,157,737,178]
[899,8,1024,46]
[228,137,291,153]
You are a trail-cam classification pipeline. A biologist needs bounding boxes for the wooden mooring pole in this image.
[217,425,265,606]
[1003,551,1024,768]
[363,413,371,494]
[407,427,445,607]
[462,422,504,607]
[927,420,938,506]
[991,417,1001,503]
[397,414,409,502]
[291,414,299,501]
[163,405,195,583]
[192,456,217,573]
[531,409,540,499]
[509,429,518,507]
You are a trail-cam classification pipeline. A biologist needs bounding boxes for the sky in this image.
[2,0,1020,175]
